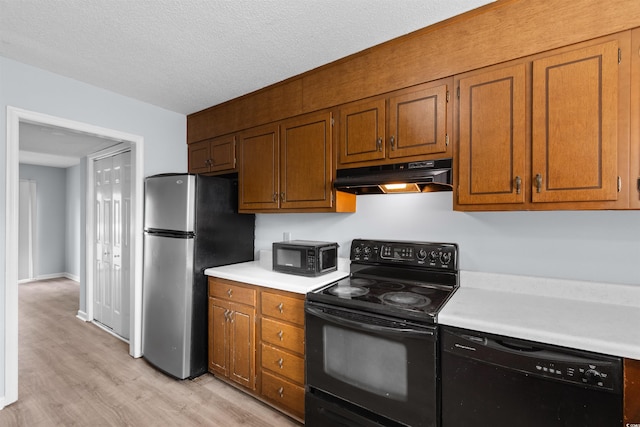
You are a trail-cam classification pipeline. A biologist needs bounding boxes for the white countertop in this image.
[439,271,640,359]
[204,251,349,294]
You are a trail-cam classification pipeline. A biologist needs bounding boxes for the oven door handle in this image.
[306,306,435,338]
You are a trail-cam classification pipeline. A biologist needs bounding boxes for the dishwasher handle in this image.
[441,327,622,393]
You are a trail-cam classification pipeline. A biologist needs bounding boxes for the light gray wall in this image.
[65,164,80,279]
[0,56,187,399]
[19,164,67,277]
[256,192,640,286]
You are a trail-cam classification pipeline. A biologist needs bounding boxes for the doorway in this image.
[5,106,145,407]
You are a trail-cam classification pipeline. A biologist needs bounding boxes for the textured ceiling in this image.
[1,0,493,117]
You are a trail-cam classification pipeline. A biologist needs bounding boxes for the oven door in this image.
[305,300,438,427]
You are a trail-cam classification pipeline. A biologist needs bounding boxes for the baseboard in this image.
[64,272,80,282]
[28,272,80,282]
[76,310,89,322]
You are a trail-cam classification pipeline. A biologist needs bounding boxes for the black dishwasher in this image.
[440,326,623,427]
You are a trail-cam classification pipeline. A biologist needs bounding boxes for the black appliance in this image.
[272,240,338,277]
[305,239,458,427]
[333,158,453,194]
[441,326,623,427]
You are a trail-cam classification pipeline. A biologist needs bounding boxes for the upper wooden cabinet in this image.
[338,79,452,168]
[238,111,355,213]
[455,33,631,211]
[631,28,640,209]
[188,135,236,174]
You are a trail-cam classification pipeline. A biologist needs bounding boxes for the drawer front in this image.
[262,370,305,418]
[209,279,256,306]
[261,343,305,384]
[261,292,304,325]
[261,318,304,354]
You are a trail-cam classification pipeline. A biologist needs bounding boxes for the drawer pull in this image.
[278,387,284,397]
[277,302,284,313]
[277,330,284,340]
[227,288,233,297]
[277,358,284,369]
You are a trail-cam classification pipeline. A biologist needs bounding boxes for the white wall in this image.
[0,56,187,400]
[65,165,80,280]
[256,192,640,286]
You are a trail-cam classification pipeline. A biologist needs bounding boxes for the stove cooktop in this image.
[307,239,459,322]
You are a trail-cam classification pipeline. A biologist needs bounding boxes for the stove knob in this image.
[417,248,427,260]
[363,246,372,255]
[440,252,452,265]
[583,369,603,385]
[428,251,438,263]
[353,246,362,255]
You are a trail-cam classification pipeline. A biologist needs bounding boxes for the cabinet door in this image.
[229,301,256,390]
[389,83,449,159]
[457,63,527,205]
[631,28,640,209]
[338,98,386,165]
[280,111,333,209]
[208,298,229,377]
[532,40,619,203]
[238,124,280,210]
[210,135,236,172]
[188,140,211,174]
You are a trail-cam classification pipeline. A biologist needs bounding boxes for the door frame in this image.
[4,106,145,407]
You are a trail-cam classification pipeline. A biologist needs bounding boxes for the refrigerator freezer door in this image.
[142,233,195,379]
[144,174,196,233]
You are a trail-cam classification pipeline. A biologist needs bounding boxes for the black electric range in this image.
[307,238,459,323]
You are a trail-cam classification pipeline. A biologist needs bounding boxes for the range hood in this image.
[334,158,452,195]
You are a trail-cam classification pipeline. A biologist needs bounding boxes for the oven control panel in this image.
[351,239,458,270]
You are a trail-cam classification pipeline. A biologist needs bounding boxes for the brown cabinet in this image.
[207,278,308,422]
[631,28,640,209]
[188,135,236,174]
[208,278,256,391]
[455,33,631,210]
[238,110,355,213]
[258,289,306,420]
[625,358,640,425]
[338,79,452,168]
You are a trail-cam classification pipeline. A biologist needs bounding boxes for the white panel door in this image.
[94,151,131,338]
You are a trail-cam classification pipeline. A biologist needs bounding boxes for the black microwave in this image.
[272,240,338,277]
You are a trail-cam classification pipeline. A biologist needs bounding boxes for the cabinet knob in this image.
[277,302,284,313]
[280,192,285,202]
[278,387,284,397]
[535,174,543,193]
[376,137,382,151]
[227,289,233,297]
[277,330,284,340]
[272,193,278,202]
[515,176,522,194]
[390,135,396,150]
[277,358,284,369]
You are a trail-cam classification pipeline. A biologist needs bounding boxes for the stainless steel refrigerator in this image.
[142,173,254,379]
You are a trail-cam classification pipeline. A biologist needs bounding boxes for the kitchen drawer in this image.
[261,291,304,325]
[261,343,305,385]
[261,318,304,354]
[209,278,256,306]
[262,370,305,418]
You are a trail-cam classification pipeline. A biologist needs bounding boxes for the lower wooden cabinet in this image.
[259,289,306,420]
[208,277,306,422]
[625,358,640,425]
[208,279,257,391]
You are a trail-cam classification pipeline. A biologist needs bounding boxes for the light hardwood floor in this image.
[0,278,300,426]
